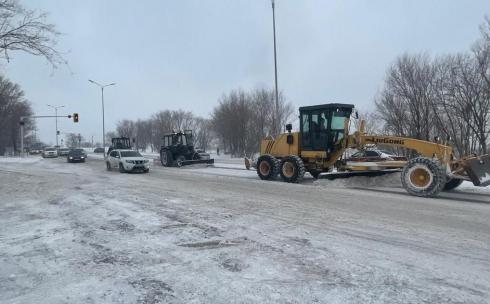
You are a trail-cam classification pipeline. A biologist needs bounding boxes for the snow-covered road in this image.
[1,156,489,303]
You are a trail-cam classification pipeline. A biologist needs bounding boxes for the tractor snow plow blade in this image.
[321,169,401,180]
[461,154,490,187]
[180,159,214,166]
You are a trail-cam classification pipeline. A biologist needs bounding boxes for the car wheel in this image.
[119,163,126,173]
[106,162,112,171]
[144,168,149,173]
[310,170,321,179]
[443,178,463,191]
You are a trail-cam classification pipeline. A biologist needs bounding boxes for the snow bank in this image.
[315,172,490,194]
[0,156,41,164]
[457,181,490,194]
[314,172,403,188]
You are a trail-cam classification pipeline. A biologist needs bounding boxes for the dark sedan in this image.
[67,149,87,163]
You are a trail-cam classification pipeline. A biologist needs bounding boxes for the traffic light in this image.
[73,113,79,123]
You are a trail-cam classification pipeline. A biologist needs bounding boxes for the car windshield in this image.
[70,149,85,155]
[120,151,142,158]
[45,148,55,151]
[379,150,395,156]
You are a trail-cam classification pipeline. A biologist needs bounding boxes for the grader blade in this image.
[321,169,401,180]
[461,154,490,187]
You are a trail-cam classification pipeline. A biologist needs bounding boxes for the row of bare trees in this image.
[211,87,294,156]
[0,75,34,155]
[113,110,213,152]
[375,17,490,156]
[112,87,294,156]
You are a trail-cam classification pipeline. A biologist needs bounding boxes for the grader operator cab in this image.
[248,103,490,197]
[160,130,214,167]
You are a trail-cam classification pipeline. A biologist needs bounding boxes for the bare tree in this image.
[0,0,65,68]
[193,117,212,150]
[105,131,117,146]
[211,87,295,156]
[116,119,136,138]
[65,133,82,148]
[0,75,34,154]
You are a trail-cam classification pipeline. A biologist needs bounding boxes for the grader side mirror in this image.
[355,111,359,119]
[285,123,292,133]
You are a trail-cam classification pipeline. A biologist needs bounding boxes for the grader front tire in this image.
[401,157,446,197]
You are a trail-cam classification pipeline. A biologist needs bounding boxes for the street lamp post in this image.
[271,0,280,136]
[88,79,116,157]
[47,104,65,147]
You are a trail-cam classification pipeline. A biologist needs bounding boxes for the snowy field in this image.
[1,156,489,303]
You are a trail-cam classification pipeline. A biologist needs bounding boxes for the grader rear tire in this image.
[280,155,306,183]
[401,157,446,197]
[443,178,464,191]
[256,155,279,180]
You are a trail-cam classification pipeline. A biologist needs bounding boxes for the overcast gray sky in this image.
[4,0,490,145]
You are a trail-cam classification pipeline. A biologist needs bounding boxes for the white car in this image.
[106,149,150,173]
[42,147,58,158]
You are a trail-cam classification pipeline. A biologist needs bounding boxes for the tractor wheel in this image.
[119,163,126,173]
[280,155,306,183]
[401,157,446,197]
[443,178,464,191]
[160,150,173,167]
[175,155,186,167]
[256,155,280,180]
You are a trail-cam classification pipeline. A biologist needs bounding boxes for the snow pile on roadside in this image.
[457,181,490,194]
[314,172,403,188]
[87,153,105,160]
[0,156,40,164]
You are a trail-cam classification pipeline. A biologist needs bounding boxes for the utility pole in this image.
[271,0,280,136]
[47,104,65,146]
[89,80,116,157]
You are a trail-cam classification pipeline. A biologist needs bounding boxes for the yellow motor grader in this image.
[246,103,490,197]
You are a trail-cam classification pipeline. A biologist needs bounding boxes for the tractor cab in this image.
[108,137,132,153]
[299,103,354,154]
[160,130,214,167]
[162,130,194,148]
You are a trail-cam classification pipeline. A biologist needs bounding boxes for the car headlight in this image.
[125,160,135,164]
[69,157,73,159]
[81,156,85,158]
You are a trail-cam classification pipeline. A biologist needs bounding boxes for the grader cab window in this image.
[302,114,311,146]
[299,103,354,153]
